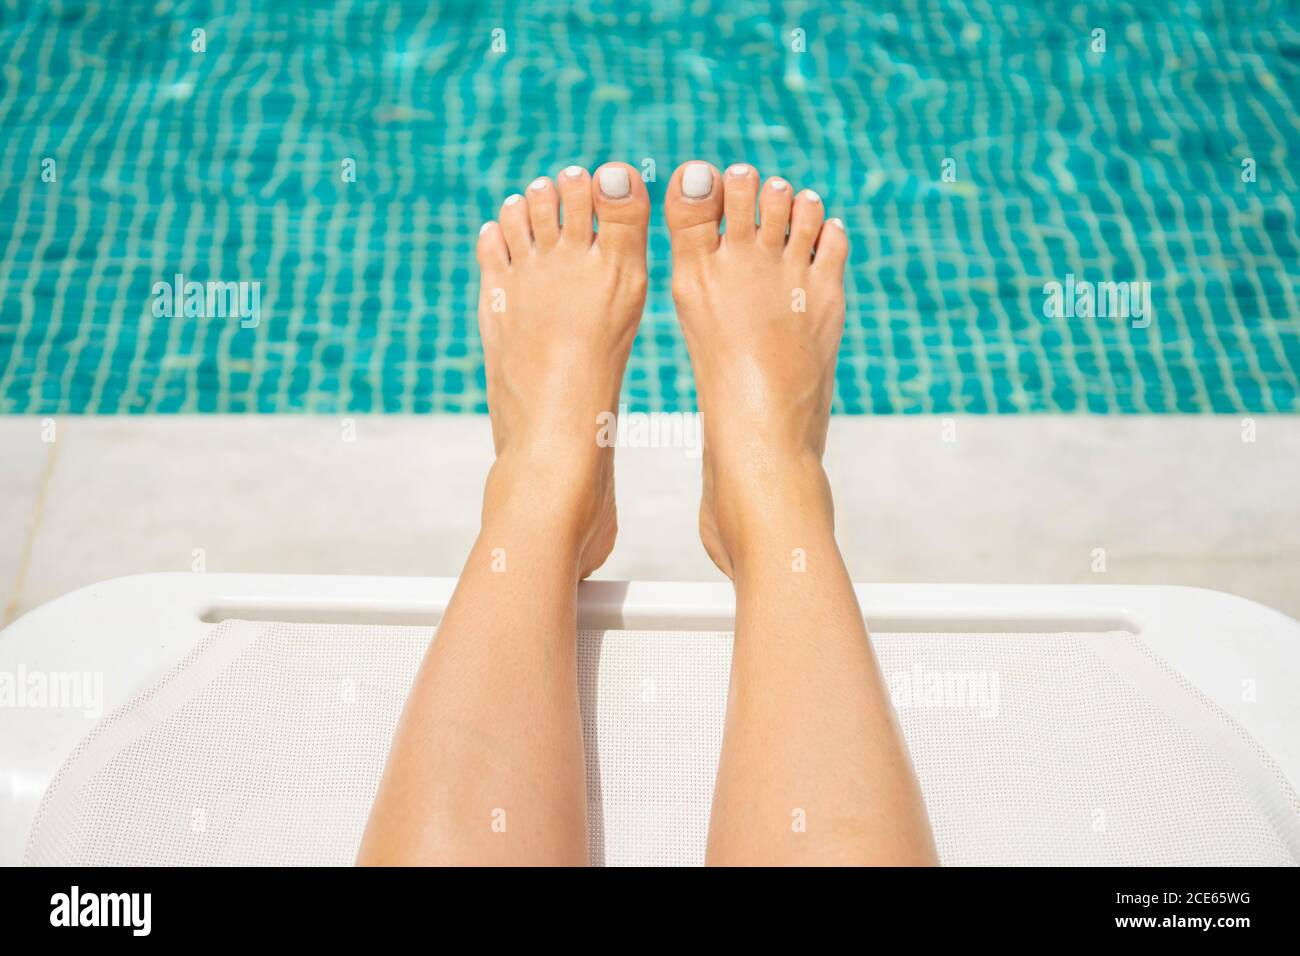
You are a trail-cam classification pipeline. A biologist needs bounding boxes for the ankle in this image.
[483,451,610,536]
[709,455,836,559]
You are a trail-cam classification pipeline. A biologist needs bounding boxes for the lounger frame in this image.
[2,573,1298,865]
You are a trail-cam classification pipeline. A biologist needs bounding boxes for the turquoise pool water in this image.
[1,0,1298,414]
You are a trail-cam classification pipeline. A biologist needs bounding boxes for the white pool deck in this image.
[2,414,1298,625]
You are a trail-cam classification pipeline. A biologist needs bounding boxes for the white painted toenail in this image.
[598,166,630,198]
[529,177,549,191]
[503,194,523,206]
[682,163,713,198]
[827,217,846,230]
[727,164,750,177]
[564,165,585,178]
[769,179,788,191]
[479,222,492,234]
[802,189,822,204]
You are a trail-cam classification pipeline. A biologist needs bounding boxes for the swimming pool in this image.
[1,0,1297,414]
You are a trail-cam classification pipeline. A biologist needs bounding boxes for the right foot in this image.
[664,161,849,577]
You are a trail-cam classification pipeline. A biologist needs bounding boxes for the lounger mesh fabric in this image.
[24,620,1300,866]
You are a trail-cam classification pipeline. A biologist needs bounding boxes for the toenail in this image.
[598,166,630,199]
[827,217,846,230]
[682,163,713,199]
[529,177,549,191]
[479,222,493,234]
[727,164,750,177]
[503,194,523,206]
[564,165,585,178]
[769,179,788,191]
[802,189,822,204]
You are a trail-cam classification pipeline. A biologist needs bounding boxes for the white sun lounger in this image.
[2,574,1299,866]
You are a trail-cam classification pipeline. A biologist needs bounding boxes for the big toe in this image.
[664,160,723,259]
[592,162,651,257]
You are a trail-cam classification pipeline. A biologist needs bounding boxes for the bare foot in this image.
[664,161,849,577]
[476,163,650,578]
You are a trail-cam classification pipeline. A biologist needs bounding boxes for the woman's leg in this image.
[664,160,937,865]
[358,163,650,865]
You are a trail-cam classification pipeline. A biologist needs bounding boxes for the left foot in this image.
[475,163,650,577]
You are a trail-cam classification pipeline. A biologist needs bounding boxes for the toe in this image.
[757,177,793,249]
[721,163,759,244]
[664,160,723,259]
[525,176,561,251]
[558,164,594,246]
[812,217,849,277]
[476,220,510,272]
[591,161,650,256]
[787,188,825,261]
[498,193,532,260]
